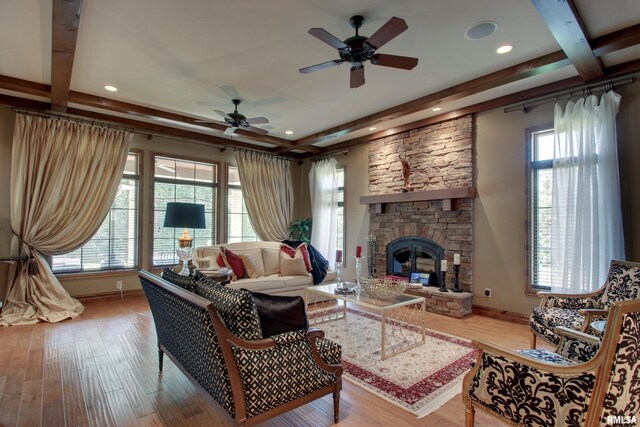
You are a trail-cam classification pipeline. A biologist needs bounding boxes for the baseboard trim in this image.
[472,304,530,325]
[76,289,145,302]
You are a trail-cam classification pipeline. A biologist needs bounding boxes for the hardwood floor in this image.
[0,295,552,426]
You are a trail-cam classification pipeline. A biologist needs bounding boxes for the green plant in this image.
[289,218,312,243]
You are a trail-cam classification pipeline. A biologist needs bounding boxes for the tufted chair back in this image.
[600,261,640,310]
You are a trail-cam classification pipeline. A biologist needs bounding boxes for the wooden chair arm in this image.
[578,308,609,324]
[553,326,601,346]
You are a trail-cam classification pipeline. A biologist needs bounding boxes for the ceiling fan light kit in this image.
[300,15,419,88]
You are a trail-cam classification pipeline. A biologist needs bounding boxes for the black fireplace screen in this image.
[386,237,445,284]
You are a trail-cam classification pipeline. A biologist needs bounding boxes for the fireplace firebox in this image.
[386,237,445,285]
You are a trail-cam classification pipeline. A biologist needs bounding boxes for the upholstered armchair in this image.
[463,299,640,426]
[530,259,640,348]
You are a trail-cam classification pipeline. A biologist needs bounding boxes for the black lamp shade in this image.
[163,202,206,229]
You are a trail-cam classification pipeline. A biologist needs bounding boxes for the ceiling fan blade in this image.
[350,65,365,89]
[244,125,269,135]
[308,28,350,50]
[246,116,269,125]
[364,17,408,50]
[371,54,418,70]
[224,127,236,136]
[214,110,233,120]
[299,59,344,74]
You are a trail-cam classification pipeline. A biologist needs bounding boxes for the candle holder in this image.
[354,256,365,286]
[367,234,377,277]
[439,270,449,292]
[452,264,462,292]
[335,261,344,288]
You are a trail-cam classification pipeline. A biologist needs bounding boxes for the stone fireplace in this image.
[386,236,444,285]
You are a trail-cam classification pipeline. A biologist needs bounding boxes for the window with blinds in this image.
[153,155,217,266]
[337,168,345,258]
[52,153,140,273]
[227,165,258,242]
[528,128,554,291]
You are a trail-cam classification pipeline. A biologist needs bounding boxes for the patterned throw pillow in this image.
[279,246,311,276]
[280,243,313,272]
[161,268,198,293]
[195,273,263,340]
[216,247,245,281]
[239,253,264,278]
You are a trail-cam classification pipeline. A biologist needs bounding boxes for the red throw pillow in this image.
[280,243,313,272]
[217,247,245,280]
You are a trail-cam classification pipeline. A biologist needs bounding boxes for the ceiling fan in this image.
[197,99,269,136]
[299,15,419,88]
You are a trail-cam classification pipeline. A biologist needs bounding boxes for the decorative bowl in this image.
[359,278,407,300]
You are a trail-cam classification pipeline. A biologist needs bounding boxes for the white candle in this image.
[454,254,461,265]
[441,260,448,271]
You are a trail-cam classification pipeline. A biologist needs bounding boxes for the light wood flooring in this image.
[0,294,552,427]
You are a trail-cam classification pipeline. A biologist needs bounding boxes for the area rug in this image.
[311,307,478,418]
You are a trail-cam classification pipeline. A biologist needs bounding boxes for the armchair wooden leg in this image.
[465,403,475,427]
[333,389,340,423]
[158,348,164,371]
[531,333,537,349]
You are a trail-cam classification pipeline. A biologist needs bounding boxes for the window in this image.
[527,128,554,291]
[227,165,258,242]
[153,155,217,266]
[52,153,140,273]
[336,168,345,257]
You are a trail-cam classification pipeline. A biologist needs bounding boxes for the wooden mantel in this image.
[360,186,476,212]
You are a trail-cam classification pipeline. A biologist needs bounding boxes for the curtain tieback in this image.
[10,228,40,276]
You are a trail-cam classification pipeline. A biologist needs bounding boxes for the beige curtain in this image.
[235,150,294,241]
[0,113,132,326]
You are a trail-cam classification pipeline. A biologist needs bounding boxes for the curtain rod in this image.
[310,150,349,162]
[232,146,297,161]
[504,76,636,114]
[13,108,135,132]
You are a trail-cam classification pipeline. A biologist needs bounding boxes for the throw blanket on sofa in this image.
[282,240,328,285]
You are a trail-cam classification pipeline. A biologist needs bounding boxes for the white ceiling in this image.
[1,0,640,148]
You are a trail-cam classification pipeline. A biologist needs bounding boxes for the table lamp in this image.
[163,202,206,276]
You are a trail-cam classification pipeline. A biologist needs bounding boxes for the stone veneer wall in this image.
[368,115,474,292]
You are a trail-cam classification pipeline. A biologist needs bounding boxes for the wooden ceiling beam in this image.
[530,0,604,81]
[51,0,82,112]
[591,23,640,57]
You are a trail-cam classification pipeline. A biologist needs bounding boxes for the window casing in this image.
[153,155,217,266]
[527,127,554,292]
[336,168,345,259]
[227,165,258,243]
[52,153,140,274]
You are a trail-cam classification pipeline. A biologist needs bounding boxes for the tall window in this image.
[227,165,258,242]
[153,155,217,266]
[52,153,140,273]
[336,168,345,257]
[528,128,554,291]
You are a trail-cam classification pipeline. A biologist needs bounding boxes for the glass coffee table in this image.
[305,282,426,360]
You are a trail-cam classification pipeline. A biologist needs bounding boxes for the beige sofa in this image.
[194,241,336,298]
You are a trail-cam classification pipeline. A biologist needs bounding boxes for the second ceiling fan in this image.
[300,15,419,88]
[198,99,269,136]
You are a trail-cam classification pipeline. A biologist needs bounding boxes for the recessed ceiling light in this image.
[432,107,442,112]
[465,21,498,40]
[496,45,513,54]
[104,85,118,92]
[285,130,294,135]
[368,127,377,131]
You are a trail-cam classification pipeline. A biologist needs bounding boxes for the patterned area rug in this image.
[313,307,478,418]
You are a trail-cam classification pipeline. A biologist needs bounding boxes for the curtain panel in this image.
[1,114,132,326]
[235,151,294,241]
[309,158,339,269]
[550,90,625,293]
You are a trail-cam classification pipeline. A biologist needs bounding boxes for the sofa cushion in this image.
[161,268,198,293]
[195,274,263,340]
[249,291,308,338]
[282,275,313,288]
[531,307,585,330]
[262,248,281,276]
[230,276,286,293]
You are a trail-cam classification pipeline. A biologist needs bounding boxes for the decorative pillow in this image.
[280,247,311,276]
[248,291,308,338]
[161,268,198,293]
[217,247,245,281]
[194,274,263,340]
[233,248,265,277]
[280,243,313,272]
[239,254,264,278]
[262,248,281,276]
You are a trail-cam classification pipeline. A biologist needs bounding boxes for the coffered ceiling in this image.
[1,0,640,156]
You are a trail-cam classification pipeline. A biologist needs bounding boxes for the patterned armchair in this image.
[463,299,640,426]
[530,260,640,347]
[140,270,343,426]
